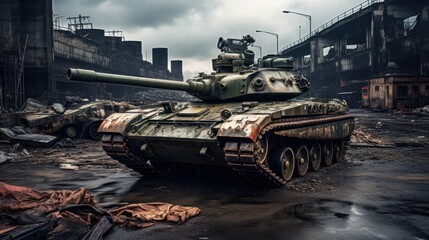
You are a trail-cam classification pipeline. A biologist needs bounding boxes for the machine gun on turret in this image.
[213,35,256,72]
[216,35,255,53]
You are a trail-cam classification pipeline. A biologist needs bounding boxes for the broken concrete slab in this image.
[0,127,58,147]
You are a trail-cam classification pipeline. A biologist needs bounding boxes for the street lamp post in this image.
[283,10,312,37]
[251,44,262,58]
[255,30,278,54]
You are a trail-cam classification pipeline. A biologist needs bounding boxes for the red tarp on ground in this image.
[0,182,201,238]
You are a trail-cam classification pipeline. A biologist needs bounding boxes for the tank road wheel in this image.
[309,143,322,172]
[271,147,295,181]
[333,140,345,163]
[63,125,81,139]
[295,145,309,177]
[254,135,269,165]
[322,141,334,166]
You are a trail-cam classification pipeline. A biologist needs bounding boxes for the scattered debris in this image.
[375,121,383,128]
[59,163,79,171]
[21,149,30,157]
[0,151,13,164]
[51,103,66,114]
[11,143,23,153]
[11,143,30,156]
[350,129,394,147]
[0,126,58,147]
[413,105,429,114]
[53,138,75,148]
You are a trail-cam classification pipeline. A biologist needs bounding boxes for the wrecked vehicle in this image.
[1,98,136,140]
[21,100,107,139]
[67,35,355,187]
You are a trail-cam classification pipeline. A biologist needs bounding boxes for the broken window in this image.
[346,32,366,54]
[375,86,380,92]
[403,14,418,32]
[323,46,335,60]
[303,54,311,66]
[397,85,408,97]
[347,44,358,50]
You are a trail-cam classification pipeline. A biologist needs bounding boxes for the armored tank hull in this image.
[99,99,353,187]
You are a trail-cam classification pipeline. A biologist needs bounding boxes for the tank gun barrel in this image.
[67,68,207,93]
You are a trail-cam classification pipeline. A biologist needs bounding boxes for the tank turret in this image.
[67,35,309,102]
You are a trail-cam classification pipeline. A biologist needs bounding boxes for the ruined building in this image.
[281,0,429,107]
[0,0,184,110]
[0,0,54,110]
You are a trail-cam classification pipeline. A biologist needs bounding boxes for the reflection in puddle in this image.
[284,199,392,239]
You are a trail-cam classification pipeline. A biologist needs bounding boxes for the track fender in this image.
[217,114,271,142]
[98,113,143,135]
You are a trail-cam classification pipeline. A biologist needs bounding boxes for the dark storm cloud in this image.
[53,0,217,28]
[53,0,366,75]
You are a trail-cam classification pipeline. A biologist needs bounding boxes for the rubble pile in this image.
[350,129,393,146]
[0,126,58,147]
[413,105,429,115]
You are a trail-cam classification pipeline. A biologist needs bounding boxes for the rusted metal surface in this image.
[101,133,163,176]
[274,118,354,140]
[98,113,142,135]
[1,99,138,138]
[22,102,107,135]
[217,115,271,142]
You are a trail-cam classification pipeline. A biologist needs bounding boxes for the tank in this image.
[67,35,354,187]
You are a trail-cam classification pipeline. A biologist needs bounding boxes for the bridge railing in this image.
[281,0,384,52]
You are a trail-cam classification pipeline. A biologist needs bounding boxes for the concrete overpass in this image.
[280,0,429,106]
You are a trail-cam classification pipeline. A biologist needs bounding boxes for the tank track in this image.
[101,134,164,177]
[223,114,353,187]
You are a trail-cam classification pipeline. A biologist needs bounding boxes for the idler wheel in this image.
[295,145,309,177]
[322,141,334,166]
[88,122,102,140]
[333,140,345,162]
[309,143,322,172]
[270,147,295,181]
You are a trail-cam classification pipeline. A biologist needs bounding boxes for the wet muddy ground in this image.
[0,109,428,239]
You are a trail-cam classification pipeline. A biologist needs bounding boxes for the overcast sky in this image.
[53,0,361,79]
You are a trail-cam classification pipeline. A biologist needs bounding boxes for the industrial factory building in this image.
[0,0,184,110]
